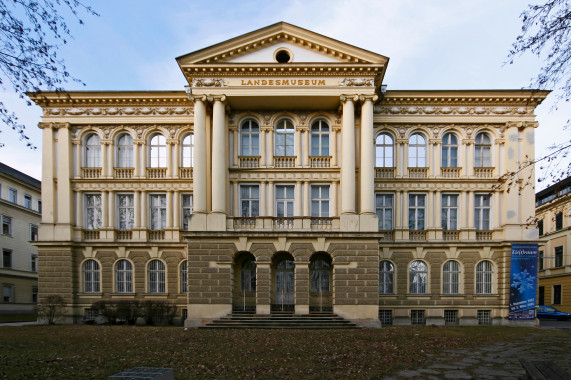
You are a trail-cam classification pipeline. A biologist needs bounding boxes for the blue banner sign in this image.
[509,244,538,320]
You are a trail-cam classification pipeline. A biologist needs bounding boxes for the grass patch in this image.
[0,325,546,379]
[0,314,37,323]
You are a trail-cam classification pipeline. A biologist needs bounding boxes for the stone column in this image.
[303,182,310,217]
[173,190,180,229]
[232,126,239,167]
[192,96,207,215]
[141,192,147,230]
[260,181,266,217]
[232,182,239,217]
[295,126,302,166]
[101,141,108,178]
[260,127,267,167]
[268,128,274,167]
[166,191,173,229]
[75,191,82,229]
[256,262,271,314]
[294,258,310,315]
[268,182,274,217]
[101,191,109,228]
[134,140,141,178]
[55,124,72,239]
[340,95,357,215]
[40,124,55,227]
[172,141,179,179]
[108,141,114,178]
[211,96,227,214]
[303,127,309,167]
[330,181,338,216]
[73,141,81,178]
[331,127,339,167]
[108,191,115,230]
[295,181,302,216]
[359,95,376,215]
[134,190,141,229]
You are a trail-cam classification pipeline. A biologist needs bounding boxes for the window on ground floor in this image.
[444,310,458,325]
[553,285,562,305]
[82,259,100,293]
[477,310,491,325]
[411,310,425,325]
[378,310,393,326]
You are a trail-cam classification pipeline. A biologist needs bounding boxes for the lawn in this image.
[0,313,37,323]
[0,325,540,379]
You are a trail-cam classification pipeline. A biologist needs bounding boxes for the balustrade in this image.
[476,230,493,241]
[238,156,260,168]
[81,168,101,179]
[179,167,193,179]
[274,156,296,168]
[408,167,428,178]
[114,168,134,179]
[83,230,100,240]
[474,167,494,178]
[309,156,331,168]
[146,168,167,179]
[441,167,461,178]
[375,167,395,179]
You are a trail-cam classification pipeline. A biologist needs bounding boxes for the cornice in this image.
[28,91,190,108]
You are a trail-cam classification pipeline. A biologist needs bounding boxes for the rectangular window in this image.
[376,194,393,230]
[311,185,329,217]
[182,194,193,230]
[84,308,96,321]
[539,286,545,306]
[1,215,12,236]
[117,194,134,230]
[149,194,167,230]
[441,194,458,230]
[477,310,491,325]
[30,224,38,241]
[240,185,259,217]
[84,194,102,230]
[538,219,544,236]
[38,200,42,213]
[553,285,562,305]
[24,194,32,209]
[408,194,425,230]
[555,212,563,230]
[554,246,563,268]
[2,250,12,268]
[275,185,295,217]
[539,250,544,270]
[2,285,14,303]
[378,310,393,326]
[8,188,17,203]
[474,194,491,230]
[32,287,38,303]
[31,254,38,272]
[411,310,425,325]
[444,310,458,325]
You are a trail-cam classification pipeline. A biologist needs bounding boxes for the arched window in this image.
[115,259,133,293]
[442,260,460,294]
[84,134,101,168]
[310,120,329,156]
[310,258,331,293]
[476,260,493,294]
[241,259,256,292]
[83,259,100,293]
[441,132,458,167]
[149,134,166,168]
[375,133,394,167]
[274,118,295,156]
[181,134,194,167]
[180,261,188,293]
[409,260,427,294]
[474,132,491,167]
[116,134,133,168]
[148,259,166,293]
[240,120,260,156]
[408,133,426,167]
[379,260,394,294]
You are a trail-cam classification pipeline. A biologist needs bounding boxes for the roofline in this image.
[0,162,41,189]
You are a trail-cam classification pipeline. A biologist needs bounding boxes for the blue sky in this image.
[1,0,569,185]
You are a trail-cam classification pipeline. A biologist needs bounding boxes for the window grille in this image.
[148,260,166,293]
[409,260,427,294]
[411,310,425,325]
[477,310,491,325]
[444,310,458,325]
[83,259,100,293]
[115,259,133,293]
[476,260,493,294]
[442,260,460,294]
[180,261,188,293]
[379,261,394,294]
[378,310,393,326]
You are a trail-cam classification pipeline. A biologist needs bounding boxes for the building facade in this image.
[536,177,571,314]
[30,23,548,326]
[0,162,40,315]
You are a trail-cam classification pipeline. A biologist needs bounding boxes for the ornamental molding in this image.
[340,78,374,87]
[183,65,380,78]
[70,124,193,140]
[191,78,227,87]
[44,106,194,117]
[72,182,193,191]
[374,123,506,139]
[374,105,532,116]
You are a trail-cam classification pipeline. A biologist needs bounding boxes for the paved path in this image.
[385,329,571,379]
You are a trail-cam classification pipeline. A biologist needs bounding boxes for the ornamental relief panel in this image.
[374,124,505,139]
[44,107,193,117]
[373,105,531,116]
[191,78,227,87]
[70,124,192,141]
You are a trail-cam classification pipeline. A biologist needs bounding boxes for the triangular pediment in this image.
[176,22,389,65]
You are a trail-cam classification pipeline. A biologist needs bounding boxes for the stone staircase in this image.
[200,312,361,329]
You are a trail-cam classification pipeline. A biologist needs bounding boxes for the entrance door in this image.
[233,255,256,313]
[309,257,332,312]
[272,258,294,312]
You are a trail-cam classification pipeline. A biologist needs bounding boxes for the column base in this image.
[207,213,227,231]
[188,213,207,231]
[340,214,359,231]
[359,213,379,232]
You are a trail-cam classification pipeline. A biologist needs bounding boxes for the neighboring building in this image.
[536,176,571,314]
[0,162,41,316]
[29,23,547,326]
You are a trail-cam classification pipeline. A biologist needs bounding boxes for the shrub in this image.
[37,295,66,325]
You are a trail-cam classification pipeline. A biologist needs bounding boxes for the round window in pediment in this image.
[275,48,292,63]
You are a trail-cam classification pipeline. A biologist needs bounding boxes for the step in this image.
[200,312,362,329]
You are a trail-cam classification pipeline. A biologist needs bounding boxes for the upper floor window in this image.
[379,260,394,294]
[148,259,166,293]
[115,259,133,293]
[8,188,17,203]
[84,133,101,168]
[408,133,426,167]
[182,194,193,230]
[31,254,38,272]
[180,261,188,293]
[83,259,100,293]
[538,219,544,236]
[2,249,12,269]
[30,224,38,241]
[149,134,166,168]
[539,250,544,270]
[554,246,563,267]
[408,194,425,230]
[84,194,102,230]
[149,194,166,230]
[555,212,563,230]
[240,120,259,156]
[1,215,12,236]
[475,194,491,230]
[274,119,295,156]
[442,260,460,294]
[311,185,329,217]
[181,134,194,167]
[476,260,493,294]
[409,260,427,294]
[441,132,458,167]
[24,194,32,209]
[240,185,259,217]
[376,194,393,230]
[441,194,458,230]
[474,132,491,167]
[375,133,394,167]
[310,120,329,156]
[38,200,42,213]
[275,185,294,217]
[117,194,134,231]
[116,134,134,168]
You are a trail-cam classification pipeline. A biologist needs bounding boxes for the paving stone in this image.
[417,368,441,375]
[444,370,471,379]
[396,370,421,377]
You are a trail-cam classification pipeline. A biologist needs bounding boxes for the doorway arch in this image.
[309,252,332,312]
[271,252,295,312]
[233,252,256,313]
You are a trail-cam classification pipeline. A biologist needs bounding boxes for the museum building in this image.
[30,22,547,327]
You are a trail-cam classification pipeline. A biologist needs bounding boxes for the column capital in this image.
[167,139,178,146]
[340,94,359,103]
[53,122,71,130]
[359,94,378,103]
[188,94,207,103]
[38,122,54,130]
[207,94,226,103]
